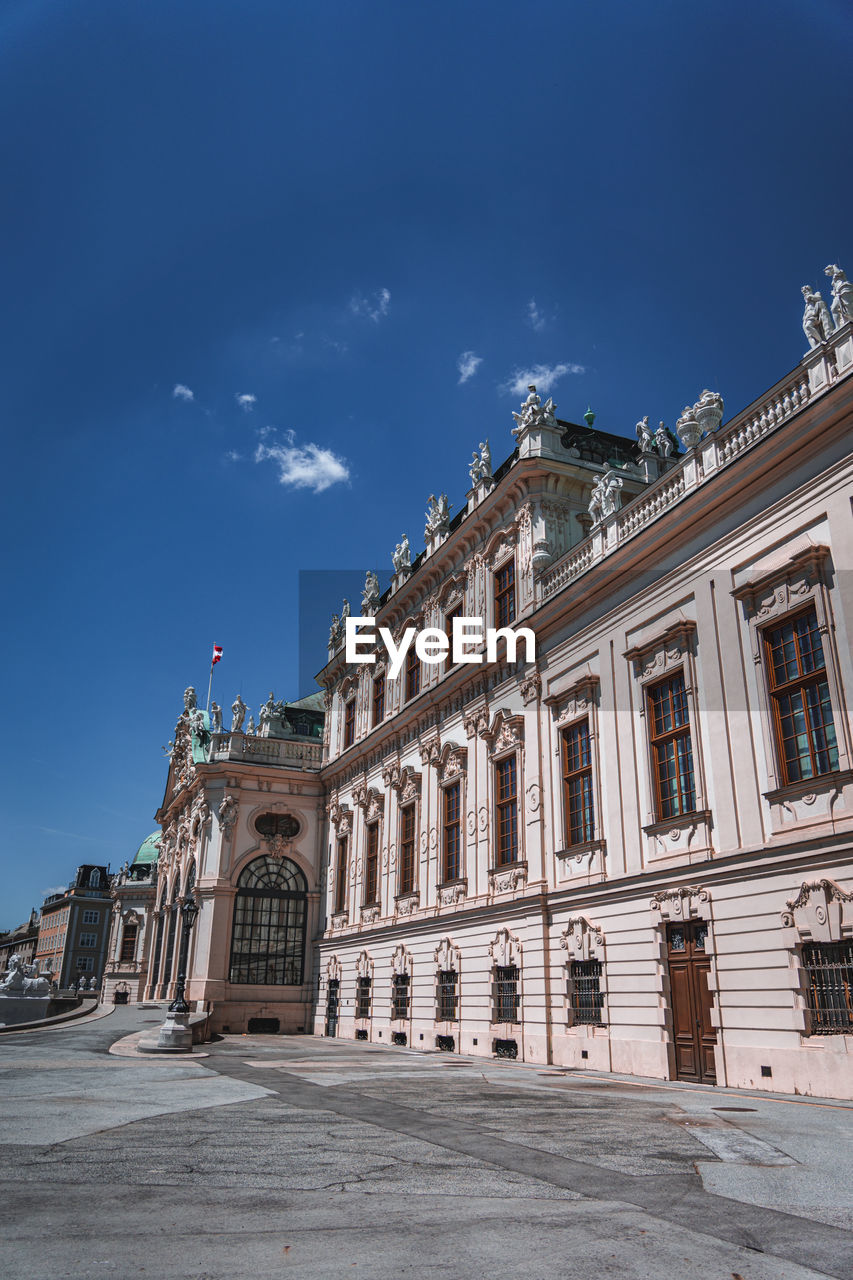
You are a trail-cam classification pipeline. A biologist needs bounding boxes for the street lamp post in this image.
[155,892,200,1052]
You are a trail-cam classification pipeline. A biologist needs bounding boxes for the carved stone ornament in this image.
[560,915,604,961]
[330,911,348,931]
[781,878,853,942]
[356,949,373,980]
[489,926,521,968]
[325,955,342,983]
[548,675,599,739]
[519,672,542,705]
[650,884,710,921]
[481,708,524,757]
[391,943,412,976]
[436,743,467,783]
[526,782,541,813]
[218,794,238,839]
[732,545,830,628]
[463,706,490,738]
[381,762,422,802]
[435,937,461,970]
[490,865,527,895]
[361,904,380,925]
[419,734,442,766]
[327,800,353,834]
[511,383,557,436]
[352,783,384,820]
[438,883,467,906]
[395,893,419,917]
[624,620,697,681]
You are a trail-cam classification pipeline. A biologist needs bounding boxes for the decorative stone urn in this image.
[675,404,702,450]
[693,389,724,436]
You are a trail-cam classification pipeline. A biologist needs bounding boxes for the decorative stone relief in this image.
[733,546,830,632]
[436,743,467,783]
[217,795,238,841]
[624,620,697,680]
[548,675,599,743]
[526,782,541,813]
[361,904,380,925]
[391,943,413,976]
[519,672,542,705]
[560,915,604,962]
[356,949,373,980]
[434,937,461,973]
[481,708,524,758]
[463,706,489,738]
[352,783,384,821]
[438,883,467,907]
[489,926,522,968]
[419,735,442,767]
[396,893,419,917]
[490,865,527,895]
[325,955,341,983]
[650,884,710,921]
[781,878,853,942]
[327,799,353,835]
[381,762,422,803]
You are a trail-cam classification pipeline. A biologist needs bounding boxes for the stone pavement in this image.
[1,1006,851,1280]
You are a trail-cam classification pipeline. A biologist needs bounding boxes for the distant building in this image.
[36,866,112,989]
[0,910,40,977]
[102,834,160,1004]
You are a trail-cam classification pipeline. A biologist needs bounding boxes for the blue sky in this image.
[1,0,851,925]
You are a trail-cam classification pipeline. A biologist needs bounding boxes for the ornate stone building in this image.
[141,264,853,1098]
[314,275,853,1099]
[101,834,159,1005]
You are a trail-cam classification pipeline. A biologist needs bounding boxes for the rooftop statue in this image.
[231,694,247,733]
[801,285,834,349]
[259,692,276,729]
[636,416,655,453]
[340,598,351,624]
[655,422,675,457]
[824,263,853,329]
[210,701,222,733]
[392,533,411,574]
[469,451,481,486]
[0,954,51,998]
[425,493,452,539]
[362,570,380,614]
[469,439,493,486]
[246,715,255,734]
[512,384,557,436]
[328,613,342,647]
[183,686,197,713]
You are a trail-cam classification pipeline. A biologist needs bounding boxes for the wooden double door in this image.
[667,921,717,1084]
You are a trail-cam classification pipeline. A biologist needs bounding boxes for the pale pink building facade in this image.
[314,309,853,1099]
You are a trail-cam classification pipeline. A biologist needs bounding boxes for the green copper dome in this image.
[132,832,161,867]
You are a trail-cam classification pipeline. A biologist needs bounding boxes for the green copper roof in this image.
[132,832,161,866]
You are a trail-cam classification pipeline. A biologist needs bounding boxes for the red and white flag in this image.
[211,644,223,666]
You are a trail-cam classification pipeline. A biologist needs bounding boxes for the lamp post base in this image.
[154,1009,193,1052]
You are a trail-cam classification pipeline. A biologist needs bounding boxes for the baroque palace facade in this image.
[126,265,853,1098]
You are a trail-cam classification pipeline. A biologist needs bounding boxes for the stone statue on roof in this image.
[469,440,493,486]
[425,493,451,539]
[392,534,411,574]
[801,285,834,348]
[183,687,197,713]
[231,694,246,733]
[655,422,675,457]
[824,264,853,329]
[512,384,557,436]
[210,702,222,733]
[362,571,380,615]
[635,416,655,453]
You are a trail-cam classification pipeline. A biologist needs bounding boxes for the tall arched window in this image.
[159,876,180,997]
[148,887,167,996]
[229,856,307,986]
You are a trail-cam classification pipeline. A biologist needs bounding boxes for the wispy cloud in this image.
[526,299,546,332]
[172,383,195,402]
[254,431,350,494]
[349,287,391,323]
[236,393,257,412]
[457,351,483,384]
[225,449,242,462]
[501,362,585,398]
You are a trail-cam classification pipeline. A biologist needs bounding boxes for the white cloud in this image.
[254,433,350,494]
[236,393,257,411]
[349,287,391,323]
[501,362,585,398]
[527,299,546,332]
[225,449,242,462]
[172,383,195,401]
[457,351,483,384]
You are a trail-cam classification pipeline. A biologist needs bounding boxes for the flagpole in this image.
[206,661,214,713]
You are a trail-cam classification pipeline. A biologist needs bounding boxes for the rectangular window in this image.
[442,782,461,882]
[334,837,348,915]
[392,973,410,1019]
[493,965,519,1023]
[647,672,696,820]
[399,804,416,895]
[494,560,516,630]
[569,959,603,1025]
[119,923,138,963]
[495,756,519,865]
[82,910,100,925]
[562,721,594,846]
[79,933,97,948]
[372,672,386,727]
[343,698,356,749]
[437,969,458,1021]
[765,607,839,785]
[802,941,853,1035]
[76,956,94,973]
[364,824,379,905]
[405,643,421,701]
[356,976,372,1020]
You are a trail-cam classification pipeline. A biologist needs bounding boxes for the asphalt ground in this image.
[1,1005,851,1280]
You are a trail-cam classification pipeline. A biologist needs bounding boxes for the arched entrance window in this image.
[229,855,307,986]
